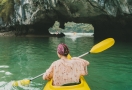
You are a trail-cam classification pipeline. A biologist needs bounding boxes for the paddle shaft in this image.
[78,52,90,58]
[30,73,44,81]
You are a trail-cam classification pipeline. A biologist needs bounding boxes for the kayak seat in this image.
[62,80,81,86]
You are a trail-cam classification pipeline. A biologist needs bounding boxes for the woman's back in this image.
[52,57,89,86]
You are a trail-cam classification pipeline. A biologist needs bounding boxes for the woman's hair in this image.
[57,43,69,56]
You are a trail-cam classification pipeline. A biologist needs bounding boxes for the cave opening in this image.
[48,21,94,36]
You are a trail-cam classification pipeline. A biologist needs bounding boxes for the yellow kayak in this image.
[43,76,90,90]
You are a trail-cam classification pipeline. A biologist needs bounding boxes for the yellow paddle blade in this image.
[90,38,115,53]
[12,79,30,86]
[67,54,72,60]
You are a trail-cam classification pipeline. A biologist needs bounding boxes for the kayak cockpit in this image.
[43,76,90,90]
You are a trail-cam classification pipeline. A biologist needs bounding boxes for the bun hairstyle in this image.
[57,43,69,56]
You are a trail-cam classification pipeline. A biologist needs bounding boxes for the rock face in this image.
[0,0,132,41]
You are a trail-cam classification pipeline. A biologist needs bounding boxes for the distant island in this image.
[49,21,94,34]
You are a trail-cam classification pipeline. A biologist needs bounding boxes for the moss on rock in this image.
[0,0,14,22]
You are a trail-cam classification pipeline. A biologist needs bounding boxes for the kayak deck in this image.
[43,76,90,90]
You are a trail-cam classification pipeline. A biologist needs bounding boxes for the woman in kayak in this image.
[43,43,89,86]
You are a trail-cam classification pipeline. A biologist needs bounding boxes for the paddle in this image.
[12,38,115,86]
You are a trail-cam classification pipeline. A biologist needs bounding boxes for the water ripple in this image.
[0,65,9,68]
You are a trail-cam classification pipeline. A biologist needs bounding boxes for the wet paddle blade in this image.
[12,79,30,86]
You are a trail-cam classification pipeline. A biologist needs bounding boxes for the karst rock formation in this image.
[0,0,132,41]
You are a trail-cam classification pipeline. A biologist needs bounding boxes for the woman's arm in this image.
[72,57,89,76]
[43,63,54,80]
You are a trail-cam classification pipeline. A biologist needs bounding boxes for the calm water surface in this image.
[0,35,132,90]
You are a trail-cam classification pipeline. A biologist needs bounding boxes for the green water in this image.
[0,36,132,90]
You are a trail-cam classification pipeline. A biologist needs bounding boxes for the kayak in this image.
[43,76,90,90]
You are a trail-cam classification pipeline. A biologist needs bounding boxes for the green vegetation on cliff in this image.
[0,0,14,22]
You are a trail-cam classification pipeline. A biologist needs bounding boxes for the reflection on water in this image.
[64,33,93,41]
[0,37,132,90]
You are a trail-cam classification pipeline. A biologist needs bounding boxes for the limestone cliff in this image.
[0,0,132,41]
